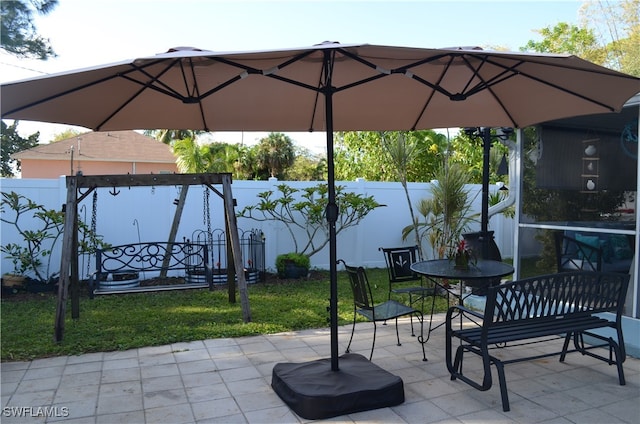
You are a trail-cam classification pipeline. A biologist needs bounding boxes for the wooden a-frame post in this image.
[221,174,251,321]
[54,177,78,342]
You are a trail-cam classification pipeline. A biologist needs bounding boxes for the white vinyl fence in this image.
[0,176,519,280]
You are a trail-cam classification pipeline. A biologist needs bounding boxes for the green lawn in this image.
[1,268,451,362]
[1,258,554,362]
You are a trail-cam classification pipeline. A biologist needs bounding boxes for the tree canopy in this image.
[333,130,508,185]
[170,132,324,181]
[0,0,58,60]
[255,133,296,179]
[0,121,39,177]
[334,130,452,182]
[523,0,639,76]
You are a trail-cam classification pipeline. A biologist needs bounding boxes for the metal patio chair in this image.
[379,245,435,314]
[339,259,426,361]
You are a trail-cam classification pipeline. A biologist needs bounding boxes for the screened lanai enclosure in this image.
[513,95,639,355]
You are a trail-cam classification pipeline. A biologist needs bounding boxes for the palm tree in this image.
[234,145,261,180]
[256,132,295,178]
[202,143,241,174]
[173,137,208,173]
[380,131,424,257]
[144,129,202,145]
[403,163,478,259]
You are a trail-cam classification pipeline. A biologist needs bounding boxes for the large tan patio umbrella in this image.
[2,43,638,249]
[2,42,638,419]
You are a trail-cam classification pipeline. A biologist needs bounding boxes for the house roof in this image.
[13,131,177,164]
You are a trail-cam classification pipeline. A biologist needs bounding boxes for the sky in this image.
[0,0,586,151]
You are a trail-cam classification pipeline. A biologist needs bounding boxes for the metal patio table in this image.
[410,259,514,341]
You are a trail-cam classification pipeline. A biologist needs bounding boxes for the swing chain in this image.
[87,190,98,277]
[203,187,212,247]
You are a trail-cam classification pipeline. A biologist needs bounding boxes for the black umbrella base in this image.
[271,353,404,420]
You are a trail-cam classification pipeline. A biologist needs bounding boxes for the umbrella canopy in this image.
[2,43,639,373]
[2,43,638,132]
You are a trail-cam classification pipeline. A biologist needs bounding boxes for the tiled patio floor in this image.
[2,313,639,423]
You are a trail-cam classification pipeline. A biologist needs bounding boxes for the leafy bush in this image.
[275,252,311,274]
[1,191,109,281]
[238,183,384,258]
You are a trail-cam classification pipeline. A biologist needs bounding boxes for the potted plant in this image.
[276,252,310,279]
[2,269,26,288]
[448,239,476,270]
[1,241,31,288]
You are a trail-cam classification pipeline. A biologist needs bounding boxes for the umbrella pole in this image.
[323,52,340,372]
[480,127,491,260]
[326,132,339,372]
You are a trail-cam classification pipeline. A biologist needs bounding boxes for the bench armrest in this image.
[446,304,484,323]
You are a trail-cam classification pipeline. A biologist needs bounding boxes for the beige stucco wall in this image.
[18,159,179,178]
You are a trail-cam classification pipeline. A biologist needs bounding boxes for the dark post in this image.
[323,49,340,372]
[480,127,491,259]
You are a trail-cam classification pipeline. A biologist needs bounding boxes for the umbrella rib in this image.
[406,56,455,130]
[457,55,519,127]
[3,72,127,116]
[203,50,327,130]
[468,53,624,112]
[307,51,332,131]
[339,49,455,96]
[94,84,149,130]
[123,60,200,102]
[194,52,324,100]
[393,56,460,99]
[458,54,490,96]
[184,58,209,130]
[493,62,619,112]
[128,56,267,103]
[96,61,199,130]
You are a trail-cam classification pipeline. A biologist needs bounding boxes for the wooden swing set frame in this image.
[54,172,250,343]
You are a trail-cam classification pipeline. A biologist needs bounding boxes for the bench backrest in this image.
[484,272,629,325]
[95,242,209,274]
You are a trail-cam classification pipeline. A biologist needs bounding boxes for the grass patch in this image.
[1,268,450,361]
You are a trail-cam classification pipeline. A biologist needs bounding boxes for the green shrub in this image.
[275,252,311,274]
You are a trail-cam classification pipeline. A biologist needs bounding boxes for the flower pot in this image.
[245,268,260,284]
[453,254,470,270]
[282,263,309,279]
[99,272,140,290]
[2,274,25,287]
[186,269,209,285]
[211,268,261,285]
[212,270,227,285]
